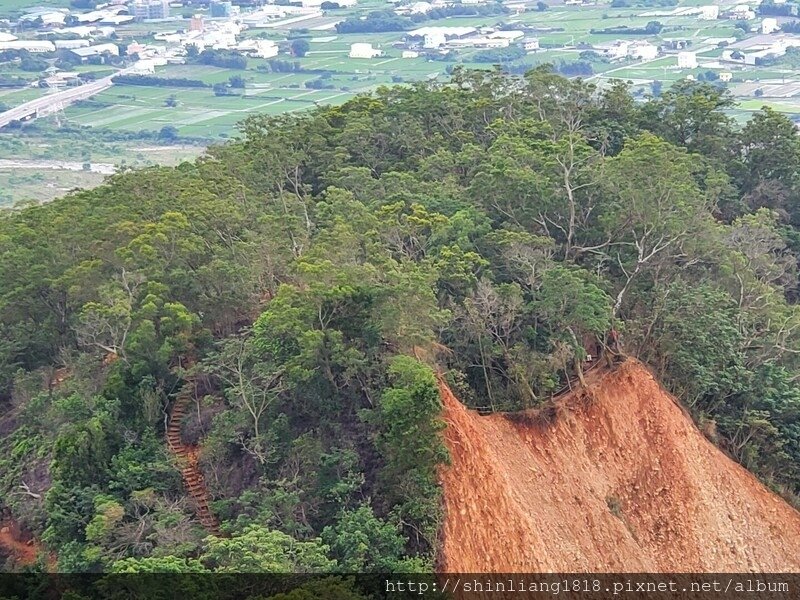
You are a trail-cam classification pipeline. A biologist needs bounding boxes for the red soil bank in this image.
[0,518,42,568]
[438,359,800,572]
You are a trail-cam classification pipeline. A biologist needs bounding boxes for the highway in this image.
[0,68,132,129]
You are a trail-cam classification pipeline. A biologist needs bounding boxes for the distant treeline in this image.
[427,3,508,19]
[0,75,30,88]
[502,59,594,76]
[259,59,334,75]
[610,0,676,7]
[590,21,663,35]
[759,0,799,16]
[473,46,526,63]
[336,3,509,34]
[113,75,211,88]
[336,10,414,33]
[7,118,209,143]
[196,48,247,70]
[780,20,800,32]
[261,59,302,73]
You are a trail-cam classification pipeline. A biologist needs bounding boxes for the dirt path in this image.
[167,383,221,536]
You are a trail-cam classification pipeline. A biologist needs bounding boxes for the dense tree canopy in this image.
[1,69,799,577]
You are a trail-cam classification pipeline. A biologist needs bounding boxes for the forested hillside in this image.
[1,67,799,575]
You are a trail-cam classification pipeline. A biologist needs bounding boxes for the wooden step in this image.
[166,377,224,537]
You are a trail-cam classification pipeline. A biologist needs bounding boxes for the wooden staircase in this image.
[167,383,222,536]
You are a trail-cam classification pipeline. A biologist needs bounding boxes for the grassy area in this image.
[0,126,203,164]
[0,86,47,110]
[0,128,204,206]
[65,84,358,137]
[60,35,448,137]
[0,0,69,18]
[0,168,106,207]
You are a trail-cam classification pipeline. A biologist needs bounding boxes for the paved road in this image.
[0,68,132,129]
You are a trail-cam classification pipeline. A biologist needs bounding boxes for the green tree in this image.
[201,525,335,572]
[290,39,310,57]
[596,133,716,316]
[322,504,425,572]
[373,357,448,555]
[535,266,611,385]
[112,556,209,572]
[736,107,800,221]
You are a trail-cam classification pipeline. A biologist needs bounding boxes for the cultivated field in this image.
[53,1,800,139]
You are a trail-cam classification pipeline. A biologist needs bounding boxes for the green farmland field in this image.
[67,85,358,137]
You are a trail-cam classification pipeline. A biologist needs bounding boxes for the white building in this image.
[235,39,279,58]
[154,31,183,43]
[423,32,446,48]
[0,33,17,42]
[743,37,800,64]
[677,51,697,68]
[705,36,738,46]
[719,71,733,82]
[21,10,66,26]
[130,59,157,74]
[730,5,756,20]
[598,40,630,60]
[408,26,477,38]
[51,26,95,38]
[54,39,91,49]
[407,2,433,14]
[130,0,170,21]
[76,9,115,23]
[762,18,780,34]
[101,14,135,25]
[69,43,120,61]
[0,40,56,53]
[450,36,510,48]
[628,41,658,60]
[700,5,719,20]
[487,30,524,41]
[402,50,420,58]
[349,42,381,58]
[523,38,539,51]
[40,72,81,88]
[185,30,237,50]
[240,7,286,26]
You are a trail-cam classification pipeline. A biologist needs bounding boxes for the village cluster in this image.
[2,0,800,87]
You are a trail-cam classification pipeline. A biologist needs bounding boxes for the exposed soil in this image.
[0,519,38,568]
[0,515,56,571]
[438,359,800,572]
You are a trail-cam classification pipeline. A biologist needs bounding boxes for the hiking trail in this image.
[167,380,222,536]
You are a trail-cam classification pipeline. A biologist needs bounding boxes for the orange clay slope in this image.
[438,358,800,573]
